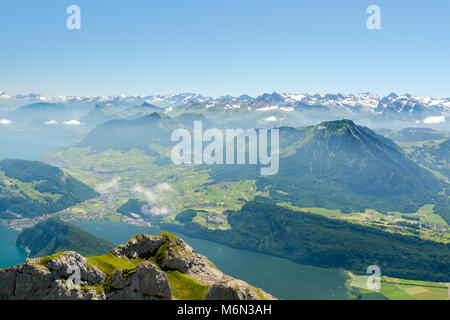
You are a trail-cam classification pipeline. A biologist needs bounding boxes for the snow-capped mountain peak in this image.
[1,90,449,116]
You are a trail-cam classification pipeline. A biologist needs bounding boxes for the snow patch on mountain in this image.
[1,91,449,116]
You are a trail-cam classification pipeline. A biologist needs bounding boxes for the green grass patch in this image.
[86,252,144,293]
[166,270,209,300]
[418,204,447,225]
[379,283,416,300]
[86,253,136,276]
[349,273,449,300]
[154,240,171,262]
[38,252,64,266]
[150,232,179,262]
[159,232,178,241]
[247,286,269,300]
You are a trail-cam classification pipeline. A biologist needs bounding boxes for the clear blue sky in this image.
[0,0,449,98]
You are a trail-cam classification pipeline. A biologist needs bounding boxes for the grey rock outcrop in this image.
[109,262,172,300]
[46,251,106,285]
[111,234,166,259]
[205,280,263,300]
[0,252,106,300]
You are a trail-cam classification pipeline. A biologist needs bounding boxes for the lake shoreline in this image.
[74,219,356,300]
[0,216,386,299]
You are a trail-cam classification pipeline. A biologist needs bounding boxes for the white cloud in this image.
[131,182,174,216]
[256,106,278,112]
[131,184,158,203]
[0,119,11,125]
[423,116,445,124]
[63,120,82,126]
[149,206,169,216]
[155,182,173,192]
[45,120,58,125]
[95,176,121,194]
[95,178,174,217]
[265,116,278,122]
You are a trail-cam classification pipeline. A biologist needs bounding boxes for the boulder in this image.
[109,261,172,300]
[111,234,166,259]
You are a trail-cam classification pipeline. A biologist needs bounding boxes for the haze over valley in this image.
[0,89,449,300]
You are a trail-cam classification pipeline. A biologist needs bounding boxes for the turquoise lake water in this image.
[0,127,79,160]
[74,220,353,300]
[0,224,28,269]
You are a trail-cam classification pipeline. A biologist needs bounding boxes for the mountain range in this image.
[1,91,448,125]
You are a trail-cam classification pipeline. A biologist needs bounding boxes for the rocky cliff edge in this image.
[0,232,275,300]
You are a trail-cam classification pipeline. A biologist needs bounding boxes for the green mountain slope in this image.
[77,112,177,156]
[79,104,120,127]
[9,102,75,123]
[124,103,165,119]
[400,139,450,224]
[165,201,450,282]
[16,217,114,257]
[401,139,450,181]
[380,127,450,143]
[211,120,443,212]
[0,159,98,219]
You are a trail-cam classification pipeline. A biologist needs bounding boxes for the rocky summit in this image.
[0,232,275,300]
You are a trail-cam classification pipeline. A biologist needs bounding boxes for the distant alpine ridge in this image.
[1,91,449,117]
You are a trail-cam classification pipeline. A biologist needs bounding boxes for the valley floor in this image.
[348,272,449,300]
